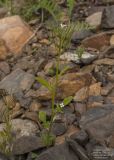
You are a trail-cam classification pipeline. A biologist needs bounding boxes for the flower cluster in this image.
[60,102,64,108]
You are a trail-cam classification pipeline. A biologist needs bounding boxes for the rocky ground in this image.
[1,0,114,160]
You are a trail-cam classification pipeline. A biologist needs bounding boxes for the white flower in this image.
[60,23,67,28]
[60,102,64,108]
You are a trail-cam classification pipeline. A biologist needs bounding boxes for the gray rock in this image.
[64,113,76,125]
[86,12,102,28]
[101,6,114,29]
[36,142,79,160]
[0,68,34,94]
[66,138,89,160]
[79,105,114,142]
[70,130,89,146]
[74,103,86,115]
[51,122,67,136]
[0,119,39,139]
[14,91,32,108]
[88,96,104,103]
[12,136,45,155]
[60,52,98,65]
[72,30,93,44]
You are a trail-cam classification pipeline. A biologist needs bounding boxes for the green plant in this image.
[36,23,75,147]
[37,0,60,23]
[20,0,60,22]
[67,0,75,20]
[75,46,85,59]
[38,97,73,147]
[0,96,13,156]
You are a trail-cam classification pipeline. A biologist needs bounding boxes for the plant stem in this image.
[41,8,44,23]
[48,46,62,134]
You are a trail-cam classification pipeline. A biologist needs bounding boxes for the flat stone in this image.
[94,58,114,65]
[0,68,34,94]
[86,12,102,28]
[79,104,114,142]
[22,111,39,123]
[0,15,33,60]
[82,32,110,50]
[12,136,45,155]
[80,64,95,73]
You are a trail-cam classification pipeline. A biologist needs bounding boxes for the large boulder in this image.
[0,15,33,60]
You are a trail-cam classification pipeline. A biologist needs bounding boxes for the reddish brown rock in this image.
[82,32,110,50]
[58,72,92,99]
[89,83,102,96]
[0,15,33,60]
[27,73,92,100]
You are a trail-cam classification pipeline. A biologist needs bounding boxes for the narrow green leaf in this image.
[63,96,73,106]
[36,77,52,91]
